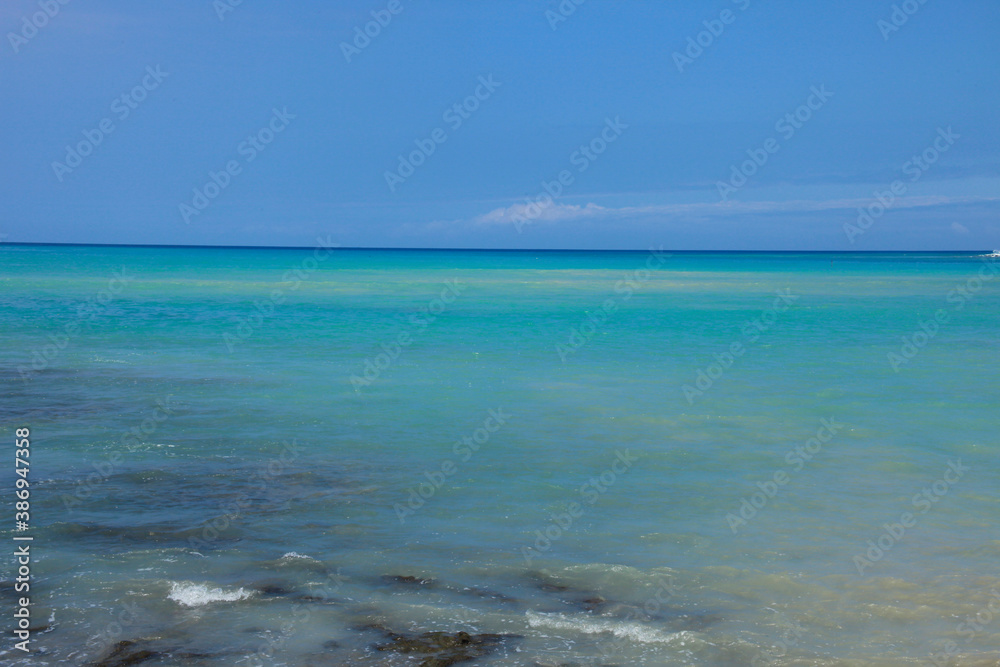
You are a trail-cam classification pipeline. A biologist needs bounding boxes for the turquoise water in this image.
[1,245,998,666]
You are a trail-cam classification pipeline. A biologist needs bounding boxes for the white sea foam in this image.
[280,551,317,561]
[168,581,253,607]
[526,611,700,645]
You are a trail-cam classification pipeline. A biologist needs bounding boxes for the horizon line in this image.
[0,242,994,253]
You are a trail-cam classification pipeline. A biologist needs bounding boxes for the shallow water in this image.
[1,246,998,665]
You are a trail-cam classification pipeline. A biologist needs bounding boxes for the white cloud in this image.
[473,202,607,226]
[950,222,970,234]
[470,195,996,228]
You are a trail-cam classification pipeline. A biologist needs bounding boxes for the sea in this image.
[1,245,998,666]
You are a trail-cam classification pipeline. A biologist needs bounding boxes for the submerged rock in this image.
[536,581,571,594]
[580,596,607,612]
[254,582,292,597]
[672,611,723,631]
[528,572,611,613]
[458,586,519,604]
[380,574,437,587]
[526,571,575,594]
[372,628,522,666]
[88,640,159,667]
[526,571,721,633]
[86,638,239,666]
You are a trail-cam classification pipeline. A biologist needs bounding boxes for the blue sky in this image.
[2,0,998,249]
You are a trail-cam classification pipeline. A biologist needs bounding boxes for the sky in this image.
[2,0,999,250]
